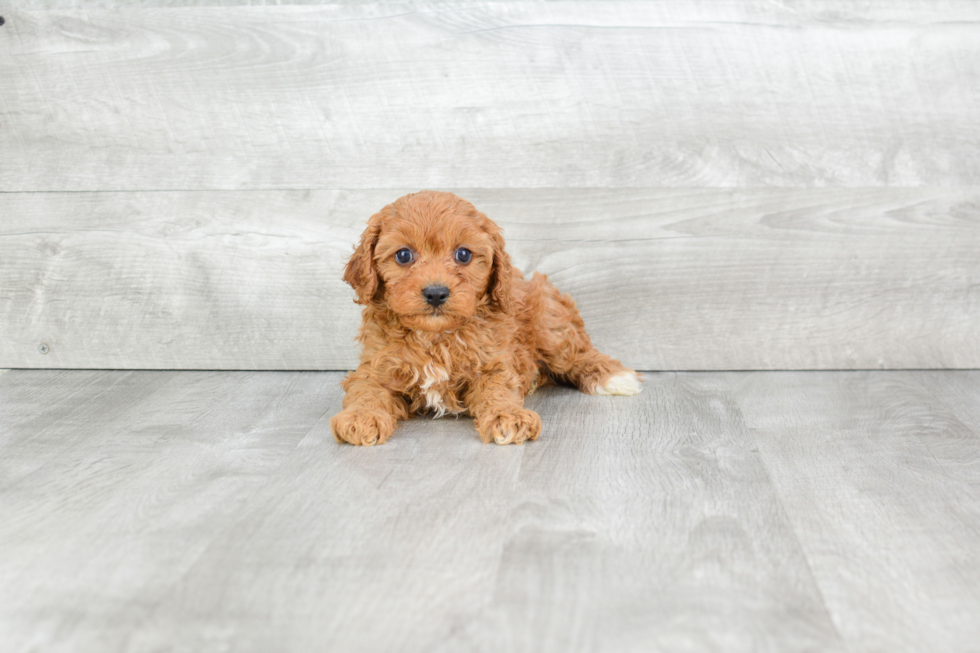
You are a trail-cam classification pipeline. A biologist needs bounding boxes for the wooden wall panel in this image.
[2,2,977,370]
[2,188,977,370]
[1,3,979,190]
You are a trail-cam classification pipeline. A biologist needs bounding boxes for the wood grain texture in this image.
[1,2,979,190]
[730,370,980,653]
[123,392,528,653]
[0,370,823,652]
[3,370,979,651]
[2,188,978,370]
[0,370,342,652]
[486,375,846,653]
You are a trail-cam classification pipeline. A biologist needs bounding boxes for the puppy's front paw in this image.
[330,408,396,446]
[594,370,642,396]
[478,408,542,445]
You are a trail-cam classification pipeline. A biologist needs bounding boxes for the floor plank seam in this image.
[745,424,854,653]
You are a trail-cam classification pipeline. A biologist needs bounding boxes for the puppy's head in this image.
[344,191,512,331]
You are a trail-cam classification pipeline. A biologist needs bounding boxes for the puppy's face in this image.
[344,191,511,332]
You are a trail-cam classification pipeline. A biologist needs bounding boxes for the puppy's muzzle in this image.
[422,284,450,308]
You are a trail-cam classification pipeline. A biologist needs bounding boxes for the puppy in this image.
[330,191,640,446]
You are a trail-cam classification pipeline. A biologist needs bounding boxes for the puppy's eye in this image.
[454,248,472,265]
[394,248,414,265]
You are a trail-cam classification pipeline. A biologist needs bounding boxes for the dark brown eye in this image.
[395,248,414,265]
[454,248,472,264]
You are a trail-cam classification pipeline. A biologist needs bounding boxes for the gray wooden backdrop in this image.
[1,1,978,370]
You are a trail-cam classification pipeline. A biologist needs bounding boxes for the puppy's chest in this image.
[413,358,462,417]
[396,334,474,417]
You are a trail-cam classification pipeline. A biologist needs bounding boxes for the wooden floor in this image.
[1,369,978,652]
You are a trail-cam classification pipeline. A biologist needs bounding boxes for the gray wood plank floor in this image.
[1,370,978,652]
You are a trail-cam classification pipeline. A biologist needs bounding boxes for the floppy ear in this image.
[343,213,383,305]
[484,219,513,313]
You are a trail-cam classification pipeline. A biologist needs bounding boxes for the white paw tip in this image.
[595,371,642,396]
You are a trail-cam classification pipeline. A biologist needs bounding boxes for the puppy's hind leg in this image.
[528,273,642,396]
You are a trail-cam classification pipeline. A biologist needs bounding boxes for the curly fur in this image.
[330,191,641,446]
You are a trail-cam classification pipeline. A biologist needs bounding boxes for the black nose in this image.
[422,284,450,307]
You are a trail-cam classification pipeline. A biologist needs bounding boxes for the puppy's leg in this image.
[466,368,542,445]
[330,364,410,446]
[528,273,642,396]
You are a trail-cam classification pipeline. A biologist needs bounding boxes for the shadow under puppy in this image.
[331,190,640,446]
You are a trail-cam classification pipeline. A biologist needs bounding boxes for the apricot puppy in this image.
[330,191,640,446]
